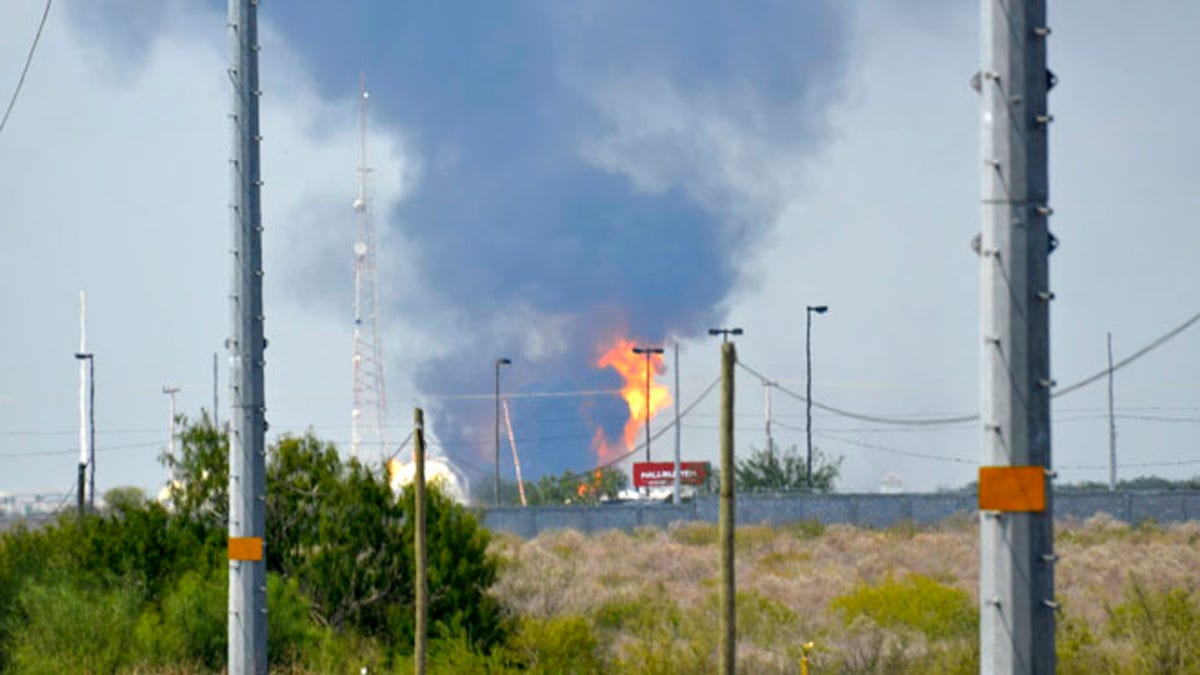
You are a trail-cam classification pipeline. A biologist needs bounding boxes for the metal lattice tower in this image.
[351,76,388,460]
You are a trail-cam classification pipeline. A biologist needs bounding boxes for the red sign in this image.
[633,462,710,488]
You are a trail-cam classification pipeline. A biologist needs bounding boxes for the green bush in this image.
[300,627,389,674]
[733,589,799,647]
[268,573,321,664]
[505,615,607,673]
[783,517,825,540]
[1057,610,1116,675]
[134,568,317,671]
[670,522,718,547]
[0,419,507,672]
[136,568,226,670]
[593,594,683,634]
[831,574,977,642]
[1106,576,1200,674]
[614,635,711,675]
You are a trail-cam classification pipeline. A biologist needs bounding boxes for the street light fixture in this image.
[631,346,664,464]
[707,327,743,343]
[163,385,181,481]
[805,305,828,490]
[74,352,94,515]
[494,357,512,508]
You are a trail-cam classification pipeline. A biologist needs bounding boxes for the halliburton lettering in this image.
[632,461,710,488]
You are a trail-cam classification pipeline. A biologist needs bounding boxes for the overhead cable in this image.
[816,432,978,466]
[738,361,978,426]
[0,0,53,135]
[738,309,1199,427]
[1052,311,1200,397]
[424,388,622,402]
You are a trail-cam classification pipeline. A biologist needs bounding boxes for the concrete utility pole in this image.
[413,408,428,674]
[978,0,1057,671]
[1107,333,1117,491]
[227,0,268,670]
[718,341,736,675]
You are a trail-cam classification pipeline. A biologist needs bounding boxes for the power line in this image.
[424,388,623,402]
[0,0,53,135]
[737,310,1199,428]
[816,432,978,466]
[1053,311,1200,397]
[1060,458,1200,470]
[0,440,163,459]
[739,361,978,426]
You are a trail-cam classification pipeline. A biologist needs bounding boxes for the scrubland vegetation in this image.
[1,417,1197,672]
[490,515,1200,674]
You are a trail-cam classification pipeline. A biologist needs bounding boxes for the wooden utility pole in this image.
[719,341,736,674]
[413,408,428,674]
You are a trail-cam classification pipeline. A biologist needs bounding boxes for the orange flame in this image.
[593,337,672,463]
[576,469,607,500]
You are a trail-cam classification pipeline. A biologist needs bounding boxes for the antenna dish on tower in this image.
[350,74,388,460]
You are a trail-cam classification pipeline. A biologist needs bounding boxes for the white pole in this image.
[77,292,89,516]
[979,0,1056,670]
[1107,333,1117,490]
[228,0,268,670]
[673,342,681,505]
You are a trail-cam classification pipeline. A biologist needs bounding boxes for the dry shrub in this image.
[668,521,717,547]
[492,517,1200,673]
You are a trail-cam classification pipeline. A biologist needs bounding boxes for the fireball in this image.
[593,336,672,463]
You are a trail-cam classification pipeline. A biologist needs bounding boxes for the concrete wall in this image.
[480,491,1200,539]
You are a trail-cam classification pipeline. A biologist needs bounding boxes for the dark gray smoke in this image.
[267,1,854,477]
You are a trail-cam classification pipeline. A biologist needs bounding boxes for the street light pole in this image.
[494,358,511,508]
[631,347,664,464]
[707,327,743,344]
[805,305,828,491]
[673,342,681,505]
[163,385,181,481]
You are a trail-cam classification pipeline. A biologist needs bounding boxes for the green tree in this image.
[167,418,507,653]
[160,412,229,527]
[525,467,629,505]
[735,443,842,493]
[103,486,147,512]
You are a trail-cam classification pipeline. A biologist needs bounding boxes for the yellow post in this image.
[801,641,814,675]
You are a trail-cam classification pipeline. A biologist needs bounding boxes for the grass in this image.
[487,514,1200,673]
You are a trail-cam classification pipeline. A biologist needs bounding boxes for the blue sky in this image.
[1,1,1197,498]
